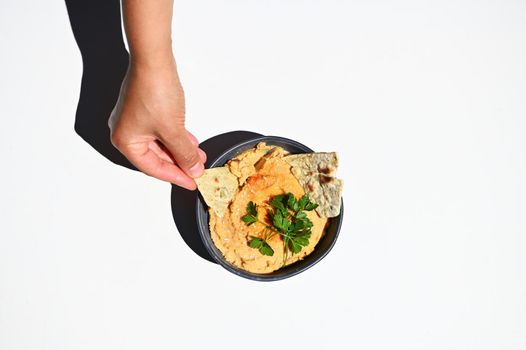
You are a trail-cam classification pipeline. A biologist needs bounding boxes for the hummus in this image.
[208,143,328,274]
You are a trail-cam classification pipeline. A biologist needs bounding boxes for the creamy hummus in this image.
[208,143,328,274]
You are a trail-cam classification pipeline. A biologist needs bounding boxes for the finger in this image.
[161,130,204,178]
[186,130,199,146]
[198,148,207,163]
[186,130,207,163]
[122,141,197,190]
[148,140,207,168]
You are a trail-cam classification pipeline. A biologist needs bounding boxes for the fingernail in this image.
[188,162,204,178]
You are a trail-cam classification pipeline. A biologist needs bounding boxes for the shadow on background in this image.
[65,1,262,263]
[65,0,134,170]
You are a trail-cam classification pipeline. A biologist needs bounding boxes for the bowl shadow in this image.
[170,130,263,263]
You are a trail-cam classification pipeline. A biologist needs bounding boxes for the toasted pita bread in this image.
[285,152,342,218]
[285,152,339,177]
[299,176,343,218]
[195,167,238,217]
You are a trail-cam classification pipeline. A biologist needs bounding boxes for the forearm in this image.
[122,0,175,67]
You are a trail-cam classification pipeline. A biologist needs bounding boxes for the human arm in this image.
[109,0,205,190]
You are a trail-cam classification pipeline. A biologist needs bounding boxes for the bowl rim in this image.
[195,135,344,281]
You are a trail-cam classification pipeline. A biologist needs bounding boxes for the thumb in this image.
[161,129,204,178]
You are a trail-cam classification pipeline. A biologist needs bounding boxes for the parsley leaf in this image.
[298,195,309,210]
[304,202,318,211]
[273,209,291,232]
[241,202,258,225]
[287,193,300,212]
[248,237,263,248]
[248,236,275,256]
[270,195,287,215]
[259,242,274,256]
[246,201,258,216]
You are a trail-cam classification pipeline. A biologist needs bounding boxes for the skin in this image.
[109,0,205,190]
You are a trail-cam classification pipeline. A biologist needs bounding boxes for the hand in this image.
[109,58,206,190]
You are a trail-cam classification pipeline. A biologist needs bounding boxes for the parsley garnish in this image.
[241,193,318,261]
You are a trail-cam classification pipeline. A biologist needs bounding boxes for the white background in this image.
[1,0,525,349]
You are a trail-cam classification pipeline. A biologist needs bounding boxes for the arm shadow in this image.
[65,0,135,170]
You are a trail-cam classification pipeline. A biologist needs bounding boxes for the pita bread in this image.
[195,167,238,217]
[285,152,342,218]
[299,176,343,218]
[285,152,339,177]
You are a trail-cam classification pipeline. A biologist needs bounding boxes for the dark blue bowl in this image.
[196,136,344,281]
